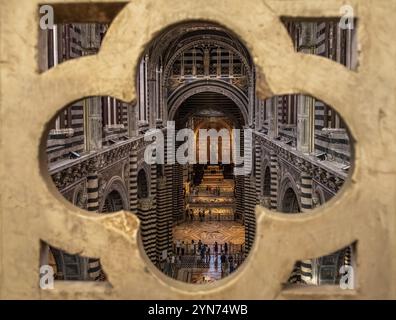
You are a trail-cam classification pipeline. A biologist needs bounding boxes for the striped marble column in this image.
[87,169,99,212]
[243,130,256,256]
[172,141,184,223]
[234,129,244,221]
[86,165,102,281]
[147,163,158,264]
[343,245,352,267]
[270,152,278,210]
[156,173,172,260]
[254,139,262,201]
[301,171,313,211]
[244,174,256,256]
[288,261,302,284]
[235,175,244,221]
[159,141,173,253]
[300,170,314,284]
[129,149,138,214]
[138,196,155,261]
[164,164,174,249]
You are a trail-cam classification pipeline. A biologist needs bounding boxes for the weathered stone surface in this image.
[0,0,395,299]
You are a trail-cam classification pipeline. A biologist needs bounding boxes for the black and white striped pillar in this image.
[146,163,158,264]
[235,175,244,221]
[288,261,302,284]
[343,245,352,267]
[255,139,262,201]
[301,171,313,212]
[129,149,138,214]
[235,128,245,221]
[156,173,171,260]
[300,170,313,284]
[86,163,103,281]
[243,131,256,256]
[138,196,153,258]
[156,140,173,256]
[172,140,184,223]
[244,174,256,256]
[270,152,278,210]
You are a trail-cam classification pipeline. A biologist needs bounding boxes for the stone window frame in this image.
[1,0,395,299]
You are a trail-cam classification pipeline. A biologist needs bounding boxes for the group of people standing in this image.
[185,208,213,222]
[175,239,229,258]
[160,239,243,279]
[160,253,180,278]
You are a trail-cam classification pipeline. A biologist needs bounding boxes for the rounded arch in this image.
[279,174,301,213]
[137,168,149,199]
[103,190,125,213]
[72,184,87,209]
[163,37,253,83]
[168,80,249,124]
[282,187,300,213]
[99,177,129,212]
[263,166,271,197]
[144,21,255,80]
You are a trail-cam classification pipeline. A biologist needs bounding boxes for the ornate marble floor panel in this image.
[173,221,245,245]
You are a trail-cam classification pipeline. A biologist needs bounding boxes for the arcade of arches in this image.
[43,20,354,286]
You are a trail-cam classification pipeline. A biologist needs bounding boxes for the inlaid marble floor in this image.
[173,221,245,245]
[176,253,243,283]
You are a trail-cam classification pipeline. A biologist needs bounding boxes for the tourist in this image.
[198,239,202,251]
[214,241,218,255]
[191,240,195,255]
[224,242,228,255]
[176,239,181,255]
[200,244,206,261]
[177,255,182,269]
[229,258,235,273]
[214,253,218,268]
[228,254,233,271]
[170,254,176,276]
[206,246,211,263]
[165,256,171,276]
[181,241,185,256]
[160,258,165,273]
[220,252,227,275]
